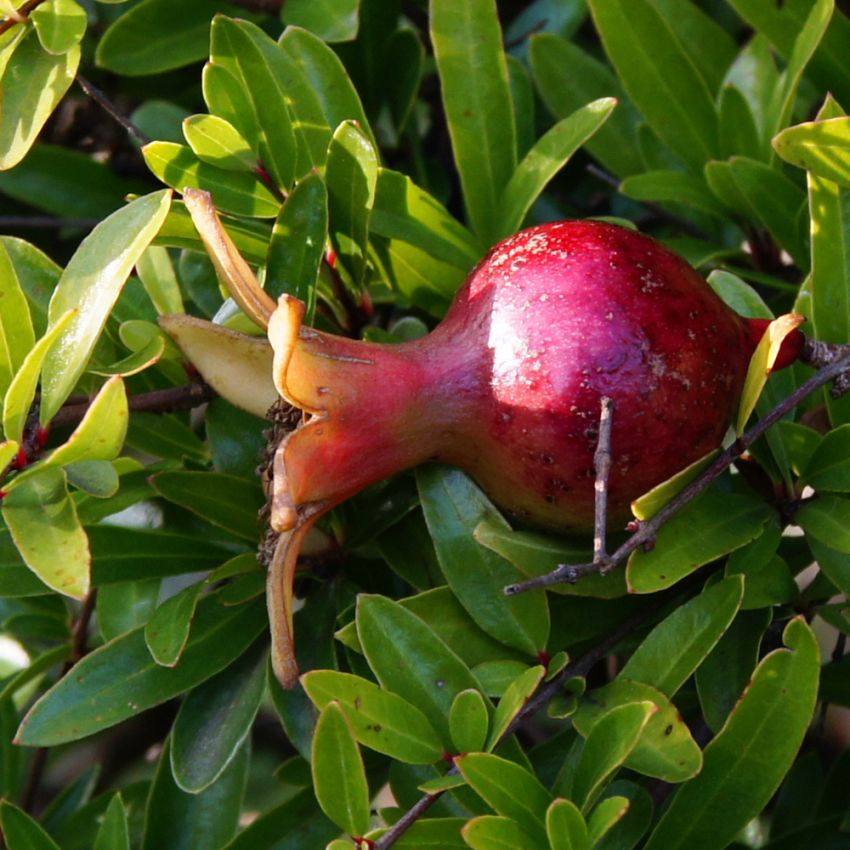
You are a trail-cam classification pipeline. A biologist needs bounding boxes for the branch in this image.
[0,0,46,35]
[593,397,614,566]
[76,76,150,145]
[505,341,850,596]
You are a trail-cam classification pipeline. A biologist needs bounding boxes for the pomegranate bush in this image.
[0,1,848,849]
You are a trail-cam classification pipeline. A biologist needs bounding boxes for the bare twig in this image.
[505,344,850,595]
[0,0,46,35]
[593,397,614,567]
[76,76,150,145]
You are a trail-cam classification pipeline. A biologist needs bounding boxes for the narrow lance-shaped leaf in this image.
[0,242,35,403]
[431,0,516,243]
[774,116,850,189]
[93,795,130,850]
[0,800,61,850]
[644,618,820,850]
[41,190,172,423]
[1,467,89,599]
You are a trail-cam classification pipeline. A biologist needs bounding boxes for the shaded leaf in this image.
[0,801,61,850]
[462,815,535,850]
[546,797,588,850]
[797,494,850,553]
[93,795,130,850]
[450,688,490,755]
[282,0,359,42]
[486,665,545,751]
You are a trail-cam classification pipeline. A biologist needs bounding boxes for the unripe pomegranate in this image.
[163,208,803,686]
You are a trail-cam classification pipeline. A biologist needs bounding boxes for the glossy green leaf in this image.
[312,702,370,837]
[595,781,653,850]
[182,114,256,172]
[144,582,204,668]
[65,460,120,498]
[546,798,588,850]
[356,594,482,746]
[136,245,183,316]
[2,309,75,445]
[0,800,61,850]
[150,470,263,541]
[627,487,771,593]
[486,665,545,751]
[0,530,54,597]
[96,0,245,75]
[644,618,820,850]
[1,467,89,599]
[494,98,615,240]
[718,84,762,160]
[450,689,490,755]
[620,171,727,219]
[301,669,443,764]
[141,737,246,850]
[31,0,86,53]
[325,120,378,285]
[97,580,160,642]
[0,31,79,170]
[201,60,261,158]
[370,169,481,270]
[630,450,717,522]
[207,19,296,189]
[0,242,35,402]
[16,594,266,746]
[41,190,171,422]
[573,680,702,782]
[282,0,359,42]
[0,440,18,473]
[265,170,327,320]
[775,116,850,188]
[418,467,549,656]
[797,494,850,553]
[0,236,61,336]
[529,34,641,178]
[93,794,130,850]
[473,518,625,599]
[462,815,534,850]
[143,143,278,218]
[587,0,717,171]
[619,576,744,698]
[384,818,467,848]
[587,796,630,847]
[458,752,550,843]
[171,639,266,792]
[431,0,516,242]
[573,702,655,812]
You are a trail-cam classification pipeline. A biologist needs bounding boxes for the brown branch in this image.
[76,76,150,145]
[593,397,614,566]
[505,342,850,596]
[0,0,45,35]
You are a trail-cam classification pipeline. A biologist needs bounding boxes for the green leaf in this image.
[356,594,482,746]
[573,702,655,812]
[595,781,653,850]
[41,190,172,422]
[473,519,624,599]
[96,0,247,76]
[97,579,159,642]
[587,796,630,847]
[494,98,616,240]
[431,0,516,242]
[486,665,545,751]
[207,18,297,189]
[16,594,266,746]
[31,0,86,53]
[325,120,378,286]
[529,34,641,178]
[797,494,850,553]
[141,737,246,850]
[620,171,727,219]
[1,467,89,599]
[0,31,79,170]
[265,170,327,320]
[142,143,278,218]
[619,576,744,698]
[587,0,717,171]
[462,816,535,850]
[171,639,266,793]
[182,114,256,172]
[370,168,481,270]
[202,60,261,159]
[644,618,820,850]
[546,798,588,850]
[312,702,370,837]
[144,582,204,668]
[458,752,550,843]
[301,669,444,764]
[65,460,120,498]
[93,795,130,850]
[776,115,850,188]
[0,236,61,336]
[450,688,490,754]
[0,242,35,403]
[136,245,183,316]
[627,487,772,593]
[282,0,359,42]
[630,450,718,522]
[718,84,762,161]
[2,308,75,444]
[573,680,702,782]
[0,801,61,850]
[418,467,549,656]
[384,818,468,848]
[150,470,263,542]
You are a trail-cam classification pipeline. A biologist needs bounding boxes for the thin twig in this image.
[0,0,45,35]
[76,75,150,145]
[505,346,850,595]
[593,397,614,567]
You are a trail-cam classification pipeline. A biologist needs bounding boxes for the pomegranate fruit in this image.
[163,202,804,686]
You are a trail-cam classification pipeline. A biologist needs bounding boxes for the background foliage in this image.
[1,0,850,848]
